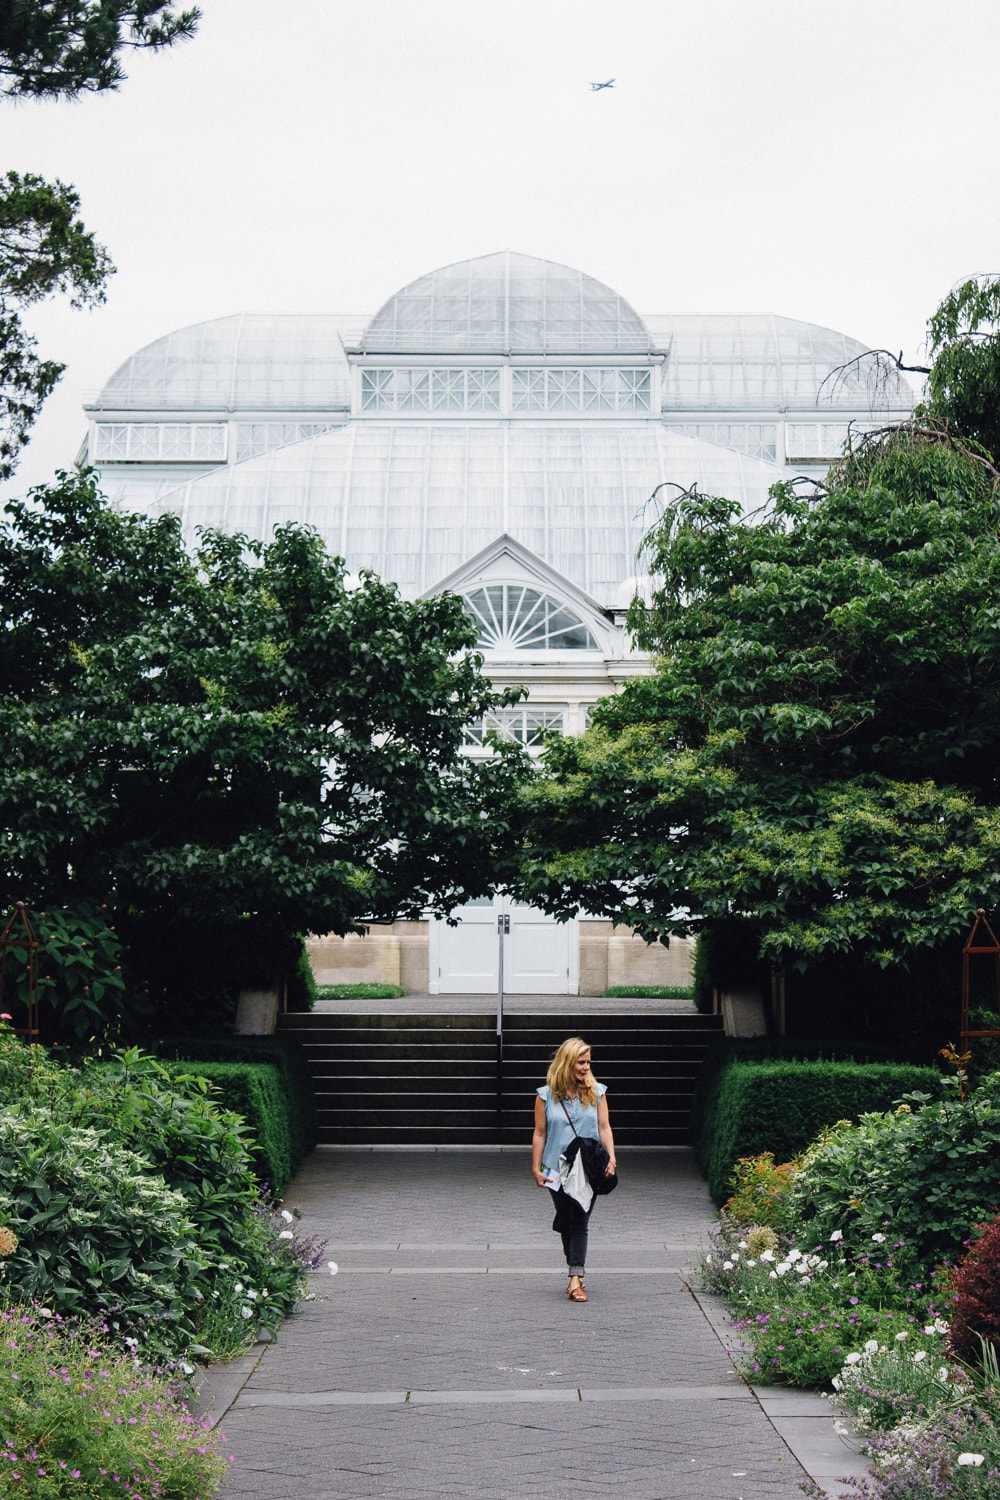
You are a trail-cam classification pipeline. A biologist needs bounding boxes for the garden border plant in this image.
[699,1065,1000,1498]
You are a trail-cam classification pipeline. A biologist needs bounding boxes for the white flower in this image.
[938,1367,950,1380]
[865,1340,879,1355]
[786,1249,802,1263]
[776,1262,790,1275]
[830,1229,844,1243]
[759,1249,775,1263]
[933,1318,949,1335]
[722,1260,734,1271]
[234,1282,244,1294]
[328,1261,339,1275]
[844,1352,863,1365]
[745,1259,757,1268]
[179,1361,195,1375]
[246,1288,258,1300]
[831,1376,842,1390]
[957,1454,985,1467]
[768,1270,778,1280]
[281,1210,294,1223]
[913,1351,927,1362]
[895,1330,908,1341]
[816,1260,829,1271]
[279,1230,294,1240]
[871,1232,886,1243]
[240,1305,253,1319]
[705,1255,713,1265]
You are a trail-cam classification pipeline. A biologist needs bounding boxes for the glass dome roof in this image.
[133,422,784,603]
[90,314,359,412]
[646,313,915,411]
[355,251,656,356]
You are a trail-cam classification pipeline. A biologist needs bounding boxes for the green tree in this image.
[0,3,198,476]
[920,274,1000,462]
[0,1,199,97]
[0,171,114,478]
[0,472,524,1031]
[516,429,1000,1038]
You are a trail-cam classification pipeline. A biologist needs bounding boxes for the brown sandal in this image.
[567,1279,588,1302]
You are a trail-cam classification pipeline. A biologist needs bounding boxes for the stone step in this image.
[279,1010,722,1148]
[315,1123,692,1147]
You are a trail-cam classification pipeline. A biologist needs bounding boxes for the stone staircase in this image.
[276,1010,723,1147]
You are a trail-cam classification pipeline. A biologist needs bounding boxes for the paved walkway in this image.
[204,1147,870,1500]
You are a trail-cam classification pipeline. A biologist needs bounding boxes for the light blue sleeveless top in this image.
[536,1082,607,1174]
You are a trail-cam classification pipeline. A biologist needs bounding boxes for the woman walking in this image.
[532,1036,617,1302]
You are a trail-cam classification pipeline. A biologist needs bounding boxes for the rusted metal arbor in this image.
[959,908,1000,1094]
[0,902,40,1043]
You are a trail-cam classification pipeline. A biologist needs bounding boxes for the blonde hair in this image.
[546,1037,598,1107]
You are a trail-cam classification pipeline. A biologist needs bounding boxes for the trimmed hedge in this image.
[690,1034,929,1165]
[164,1059,293,1196]
[698,1053,940,1204]
[158,1036,317,1175]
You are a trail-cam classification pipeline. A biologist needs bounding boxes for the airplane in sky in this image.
[589,79,615,91]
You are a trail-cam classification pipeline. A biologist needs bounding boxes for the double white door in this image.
[428,896,578,995]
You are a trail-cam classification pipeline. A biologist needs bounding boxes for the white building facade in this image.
[83,252,913,995]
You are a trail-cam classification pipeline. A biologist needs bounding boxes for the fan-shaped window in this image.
[462,585,599,650]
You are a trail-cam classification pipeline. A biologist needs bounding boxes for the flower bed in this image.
[699,1070,1000,1497]
[0,1017,329,1497]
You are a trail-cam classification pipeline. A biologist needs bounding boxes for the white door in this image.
[429,897,578,995]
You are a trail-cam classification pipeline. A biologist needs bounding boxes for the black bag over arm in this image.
[561,1102,618,1195]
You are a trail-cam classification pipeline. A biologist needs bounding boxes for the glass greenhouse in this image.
[83,251,915,995]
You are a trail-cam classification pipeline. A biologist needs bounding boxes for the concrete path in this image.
[206,1147,870,1500]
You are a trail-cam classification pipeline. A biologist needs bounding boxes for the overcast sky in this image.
[4,0,999,493]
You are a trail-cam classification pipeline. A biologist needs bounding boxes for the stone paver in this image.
[204,1148,869,1499]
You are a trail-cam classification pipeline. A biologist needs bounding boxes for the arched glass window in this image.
[462,585,599,650]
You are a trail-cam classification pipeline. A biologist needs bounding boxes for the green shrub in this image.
[722,1152,799,1233]
[0,1299,230,1497]
[701,1058,940,1203]
[791,1074,1000,1275]
[292,938,318,1010]
[165,1060,292,1196]
[315,982,405,999]
[0,1031,319,1360]
[157,1034,317,1165]
[603,985,693,998]
[0,1110,203,1353]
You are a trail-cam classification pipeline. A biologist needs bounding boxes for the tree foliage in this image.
[0,170,113,477]
[0,2,198,476]
[0,473,525,1023]
[921,274,1000,462]
[517,428,1000,992]
[0,0,199,97]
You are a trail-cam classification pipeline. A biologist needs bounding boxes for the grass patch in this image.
[603,985,694,999]
[315,983,406,999]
